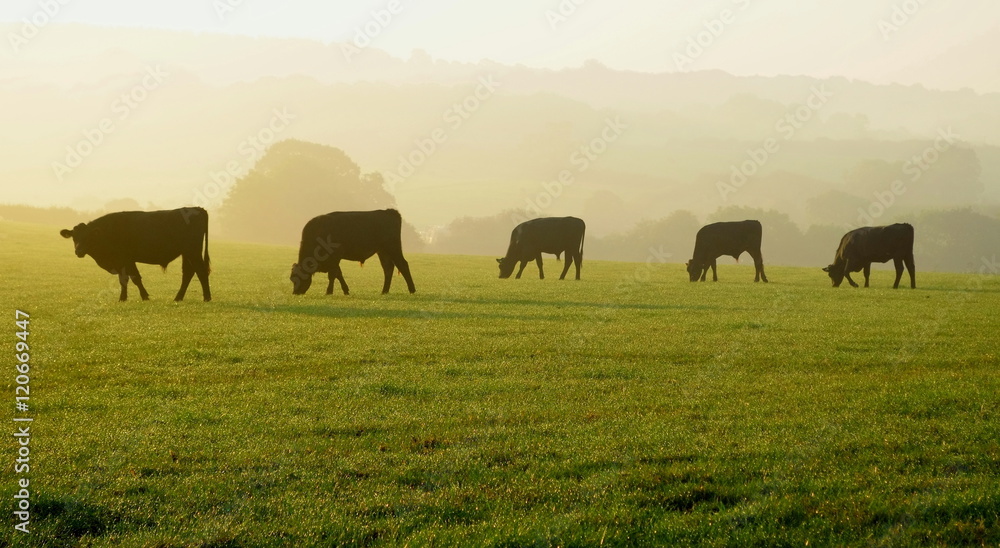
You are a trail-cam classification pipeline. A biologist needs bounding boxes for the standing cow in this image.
[60,207,211,302]
[290,209,416,295]
[824,223,915,288]
[497,217,586,280]
[686,220,768,283]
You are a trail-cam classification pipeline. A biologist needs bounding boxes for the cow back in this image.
[299,209,404,264]
[693,220,762,261]
[84,208,207,267]
[838,223,913,266]
[505,217,585,260]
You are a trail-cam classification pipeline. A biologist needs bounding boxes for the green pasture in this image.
[1,220,998,547]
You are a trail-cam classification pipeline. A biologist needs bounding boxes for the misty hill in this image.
[2,24,998,235]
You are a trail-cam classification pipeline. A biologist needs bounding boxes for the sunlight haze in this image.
[1,0,998,256]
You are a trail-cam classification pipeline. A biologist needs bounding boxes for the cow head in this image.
[497,257,516,279]
[60,223,94,258]
[823,265,845,287]
[290,263,313,294]
[685,260,703,282]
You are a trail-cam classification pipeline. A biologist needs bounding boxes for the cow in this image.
[823,223,915,289]
[60,207,211,302]
[686,220,768,283]
[497,217,586,280]
[290,209,416,295]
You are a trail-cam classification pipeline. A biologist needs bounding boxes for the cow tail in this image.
[579,225,586,266]
[203,219,211,274]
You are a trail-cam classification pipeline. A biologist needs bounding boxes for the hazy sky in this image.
[2,0,998,85]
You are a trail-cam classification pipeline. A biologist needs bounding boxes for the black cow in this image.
[497,217,585,280]
[824,223,915,289]
[686,220,768,283]
[60,207,211,302]
[290,209,416,295]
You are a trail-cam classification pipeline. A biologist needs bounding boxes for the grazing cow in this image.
[60,207,211,302]
[686,220,768,283]
[290,209,416,295]
[824,223,915,288]
[497,217,586,280]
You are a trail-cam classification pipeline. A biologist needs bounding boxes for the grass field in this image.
[2,220,999,547]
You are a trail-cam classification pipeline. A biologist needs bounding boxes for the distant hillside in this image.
[1,24,998,233]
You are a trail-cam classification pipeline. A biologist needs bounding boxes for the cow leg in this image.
[515,260,528,279]
[326,273,335,295]
[176,254,211,302]
[393,255,416,294]
[574,250,582,280]
[864,264,872,288]
[841,259,858,287]
[752,251,768,283]
[711,259,718,282]
[117,271,130,302]
[333,261,350,295]
[559,251,572,280]
[195,259,211,302]
[175,256,196,301]
[378,253,395,294]
[905,254,916,288]
[536,255,544,279]
[699,265,707,282]
[892,258,903,289]
[127,264,150,301]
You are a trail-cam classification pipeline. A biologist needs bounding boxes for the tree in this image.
[595,210,701,263]
[909,208,1000,273]
[429,209,533,257]
[219,140,406,246]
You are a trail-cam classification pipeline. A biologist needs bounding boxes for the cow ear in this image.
[60,229,73,238]
[496,258,503,264]
[822,266,830,272]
